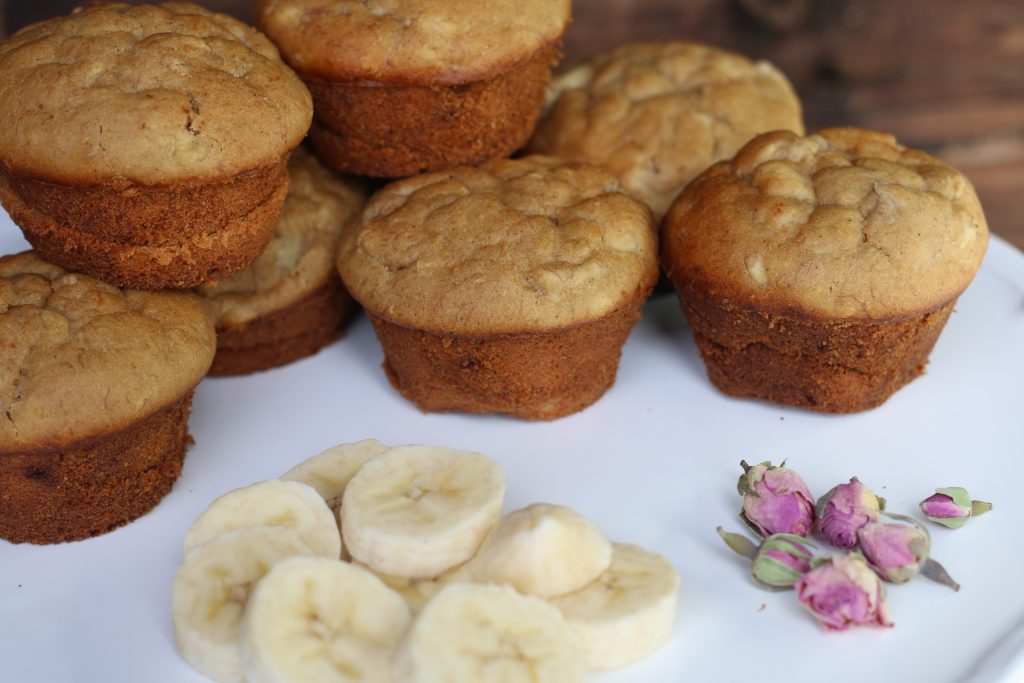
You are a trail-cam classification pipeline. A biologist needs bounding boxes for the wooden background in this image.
[5,0,1023,250]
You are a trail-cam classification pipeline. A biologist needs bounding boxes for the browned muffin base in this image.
[366,300,646,420]
[210,275,355,376]
[0,161,290,289]
[676,283,956,412]
[0,392,195,545]
[306,48,557,178]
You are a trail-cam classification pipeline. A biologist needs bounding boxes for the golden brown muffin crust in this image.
[256,0,570,84]
[663,128,989,320]
[368,300,646,420]
[0,2,312,185]
[528,42,804,220]
[338,156,658,335]
[0,252,216,453]
[208,278,352,376]
[0,392,195,544]
[198,149,365,327]
[0,160,289,290]
[305,47,556,178]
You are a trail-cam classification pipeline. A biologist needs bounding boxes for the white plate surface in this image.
[1,215,1023,683]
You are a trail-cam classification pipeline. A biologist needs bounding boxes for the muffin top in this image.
[527,42,803,221]
[0,252,216,453]
[256,0,571,84]
[198,149,365,327]
[662,128,989,320]
[338,156,658,335]
[0,2,312,185]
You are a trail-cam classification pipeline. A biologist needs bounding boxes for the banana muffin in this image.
[0,3,312,290]
[528,42,804,222]
[0,252,216,544]
[256,0,571,178]
[661,128,989,412]
[337,156,658,420]
[198,149,366,375]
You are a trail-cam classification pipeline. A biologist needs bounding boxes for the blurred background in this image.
[4,0,1022,249]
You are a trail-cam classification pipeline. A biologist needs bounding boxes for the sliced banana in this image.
[549,543,680,671]
[469,503,613,598]
[281,439,390,559]
[171,526,317,683]
[354,561,474,615]
[183,479,341,559]
[393,583,584,683]
[241,556,412,683]
[341,445,505,578]
[281,439,390,510]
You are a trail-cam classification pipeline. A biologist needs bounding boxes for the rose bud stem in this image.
[921,558,961,592]
[717,527,757,560]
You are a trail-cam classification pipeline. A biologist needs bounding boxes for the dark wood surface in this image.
[5,0,1023,251]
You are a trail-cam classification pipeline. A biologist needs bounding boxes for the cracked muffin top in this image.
[662,128,989,320]
[337,156,658,335]
[0,2,312,185]
[0,252,215,453]
[198,149,365,327]
[527,42,803,221]
[255,0,571,84]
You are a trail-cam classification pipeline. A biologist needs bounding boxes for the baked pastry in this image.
[198,149,366,375]
[256,0,571,178]
[0,252,216,544]
[0,3,312,290]
[527,42,804,222]
[661,128,989,412]
[337,156,658,419]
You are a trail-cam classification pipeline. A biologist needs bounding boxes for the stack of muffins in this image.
[0,0,989,546]
[0,2,365,544]
[256,0,667,421]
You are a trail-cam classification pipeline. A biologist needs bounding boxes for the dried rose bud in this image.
[754,534,815,589]
[737,460,816,538]
[795,554,893,632]
[816,478,885,549]
[920,487,992,529]
[717,528,815,590]
[857,517,959,591]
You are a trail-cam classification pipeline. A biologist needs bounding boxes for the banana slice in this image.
[469,503,612,598]
[241,556,412,683]
[393,583,584,683]
[281,439,390,510]
[549,543,680,671]
[354,561,474,615]
[282,439,390,559]
[171,526,317,683]
[184,479,341,559]
[341,445,505,578]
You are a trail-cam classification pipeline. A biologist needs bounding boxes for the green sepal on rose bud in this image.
[857,512,960,591]
[717,527,815,591]
[920,487,992,529]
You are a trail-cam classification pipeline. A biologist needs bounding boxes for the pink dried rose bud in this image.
[857,517,959,591]
[816,477,885,549]
[737,460,816,538]
[718,527,815,590]
[795,554,894,632]
[920,487,992,529]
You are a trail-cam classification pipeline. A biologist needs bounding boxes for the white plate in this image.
[1,213,1023,683]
